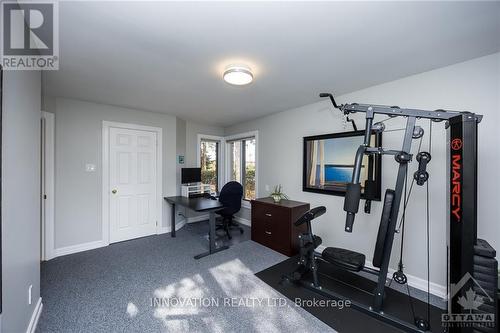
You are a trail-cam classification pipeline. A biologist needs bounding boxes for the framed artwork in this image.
[303,130,382,200]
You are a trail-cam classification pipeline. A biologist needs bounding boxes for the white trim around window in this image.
[224,130,259,208]
[197,134,225,191]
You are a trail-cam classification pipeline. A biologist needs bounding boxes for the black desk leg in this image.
[209,210,216,252]
[194,211,228,259]
[171,203,176,237]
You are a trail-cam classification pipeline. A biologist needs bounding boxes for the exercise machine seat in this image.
[322,247,366,272]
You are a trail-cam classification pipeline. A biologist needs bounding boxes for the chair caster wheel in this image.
[414,317,429,331]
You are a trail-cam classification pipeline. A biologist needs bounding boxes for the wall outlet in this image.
[28,285,32,305]
[265,184,270,192]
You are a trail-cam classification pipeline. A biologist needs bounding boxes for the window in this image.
[228,137,256,200]
[200,139,219,192]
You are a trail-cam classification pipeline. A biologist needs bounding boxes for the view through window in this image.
[229,137,256,200]
[200,139,218,192]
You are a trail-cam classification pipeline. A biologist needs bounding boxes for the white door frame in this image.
[41,111,55,260]
[196,134,225,190]
[102,121,163,245]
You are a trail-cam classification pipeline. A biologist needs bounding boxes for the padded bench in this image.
[322,247,366,271]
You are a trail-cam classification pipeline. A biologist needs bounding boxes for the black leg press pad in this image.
[256,256,446,333]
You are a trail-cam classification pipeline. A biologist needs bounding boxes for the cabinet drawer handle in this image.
[265,213,272,217]
[265,231,272,235]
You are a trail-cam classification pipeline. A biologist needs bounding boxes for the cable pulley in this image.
[392,267,408,284]
[414,152,431,186]
[412,126,424,139]
[372,122,386,133]
[415,317,430,331]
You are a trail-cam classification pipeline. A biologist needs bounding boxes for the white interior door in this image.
[109,127,158,243]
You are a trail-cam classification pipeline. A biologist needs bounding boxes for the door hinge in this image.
[155,221,158,226]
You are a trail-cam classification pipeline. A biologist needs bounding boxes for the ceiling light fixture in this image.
[223,64,253,86]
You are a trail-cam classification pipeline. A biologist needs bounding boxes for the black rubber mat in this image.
[256,256,446,333]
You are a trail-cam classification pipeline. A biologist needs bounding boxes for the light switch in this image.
[86,164,96,172]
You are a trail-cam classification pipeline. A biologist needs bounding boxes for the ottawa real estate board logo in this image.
[1,0,59,70]
[442,272,496,328]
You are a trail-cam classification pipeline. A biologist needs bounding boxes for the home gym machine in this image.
[284,93,498,333]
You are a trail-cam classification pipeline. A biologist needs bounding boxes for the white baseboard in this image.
[175,219,187,231]
[157,219,187,234]
[234,216,251,227]
[26,297,42,333]
[186,215,209,223]
[53,240,106,258]
[315,245,446,299]
[52,220,189,259]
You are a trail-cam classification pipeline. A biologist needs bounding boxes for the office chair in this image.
[216,181,244,240]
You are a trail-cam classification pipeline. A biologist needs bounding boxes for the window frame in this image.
[197,134,225,192]
[224,131,259,208]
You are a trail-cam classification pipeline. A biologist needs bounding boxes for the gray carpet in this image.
[38,223,334,333]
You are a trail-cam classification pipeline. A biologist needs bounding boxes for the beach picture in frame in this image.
[303,130,382,200]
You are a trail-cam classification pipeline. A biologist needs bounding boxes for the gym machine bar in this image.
[319,93,483,122]
[344,111,373,232]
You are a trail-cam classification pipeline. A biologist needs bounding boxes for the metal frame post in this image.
[373,116,417,311]
[447,114,478,333]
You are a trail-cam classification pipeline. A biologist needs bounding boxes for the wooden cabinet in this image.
[251,198,310,256]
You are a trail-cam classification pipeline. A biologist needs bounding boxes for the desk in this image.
[164,196,228,259]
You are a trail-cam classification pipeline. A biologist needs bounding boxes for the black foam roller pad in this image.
[344,183,361,214]
[364,180,377,200]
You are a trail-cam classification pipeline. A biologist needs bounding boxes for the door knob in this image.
[112,189,117,194]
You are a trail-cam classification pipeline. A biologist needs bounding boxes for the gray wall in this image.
[225,53,500,289]
[51,98,177,249]
[176,118,187,195]
[2,71,42,332]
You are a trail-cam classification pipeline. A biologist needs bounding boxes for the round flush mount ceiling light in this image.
[223,64,253,86]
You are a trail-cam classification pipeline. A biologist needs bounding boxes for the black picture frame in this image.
[302,130,382,200]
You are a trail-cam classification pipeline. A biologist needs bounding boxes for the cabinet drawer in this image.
[252,218,289,254]
[251,218,276,246]
[252,203,289,222]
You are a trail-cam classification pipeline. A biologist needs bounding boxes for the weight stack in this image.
[472,238,498,333]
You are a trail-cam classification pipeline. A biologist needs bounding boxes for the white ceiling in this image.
[43,1,500,126]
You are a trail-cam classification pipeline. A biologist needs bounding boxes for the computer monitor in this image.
[181,168,202,184]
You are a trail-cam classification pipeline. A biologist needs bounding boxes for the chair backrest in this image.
[219,181,243,212]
